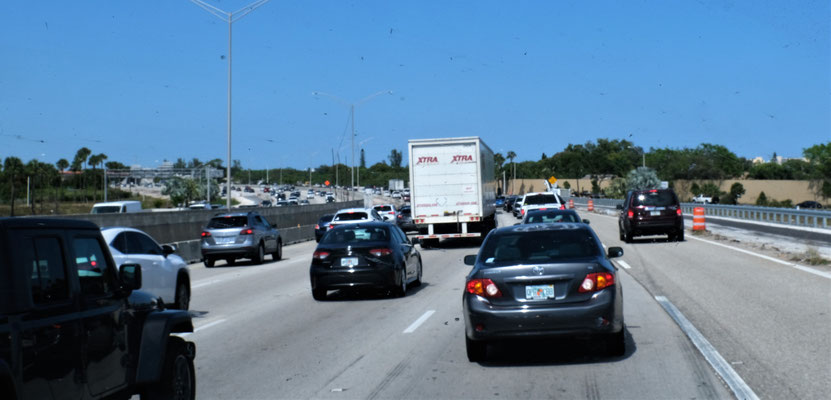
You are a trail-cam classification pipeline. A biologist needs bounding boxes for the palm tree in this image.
[4,157,24,216]
[506,151,517,194]
[72,147,91,201]
[55,159,69,210]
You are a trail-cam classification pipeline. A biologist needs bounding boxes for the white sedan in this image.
[100,227,191,309]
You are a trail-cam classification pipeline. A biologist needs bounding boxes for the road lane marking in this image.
[403,310,435,334]
[179,318,227,336]
[616,260,632,269]
[655,296,759,400]
[686,235,831,280]
[192,257,310,290]
[192,279,225,290]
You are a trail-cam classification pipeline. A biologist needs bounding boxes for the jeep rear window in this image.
[208,216,248,228]
[632,191,677,207]
[335,212,368,221]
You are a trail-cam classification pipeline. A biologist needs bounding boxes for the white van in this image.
[90,200,143,214]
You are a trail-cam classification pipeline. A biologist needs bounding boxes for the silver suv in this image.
[200,211,282,267]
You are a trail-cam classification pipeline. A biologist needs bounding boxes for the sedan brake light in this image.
[313,250,330,260]
[560,204,566,210]
[369,248,392,257]
[201,231,211,237]
[578,272,615,293]
[466,278,502,298]
[240,228,254,235]
[315,224,320,229]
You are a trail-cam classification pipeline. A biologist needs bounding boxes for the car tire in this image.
[394,269,407,298]
[466,337,487,362]
[618,226,625,241]
[142,337,195,400]
[204,258,215,268]
[624,231,633,243]
[173,281,190,310]
[421,238,439,249]
[225,258,235,266]
[312,287,327,301]
[253,243,264,265]
[676,230,685,242]
[412,260,423,287]
[272,240,282,261]
[605,329,626,357]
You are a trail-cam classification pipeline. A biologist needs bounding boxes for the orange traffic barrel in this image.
[587,199,594,212]
[693,207,706,231]
[568,199,574,209]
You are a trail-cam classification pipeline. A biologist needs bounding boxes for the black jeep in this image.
[0,218,196,400]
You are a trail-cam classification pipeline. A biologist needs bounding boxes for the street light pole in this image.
[189,0,270,210]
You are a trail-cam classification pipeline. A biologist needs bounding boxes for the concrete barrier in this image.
[170,224,317,263]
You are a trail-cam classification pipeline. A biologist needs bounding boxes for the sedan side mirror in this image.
[119,263,142,291]
[410,237,420,246]
[583,219,590,225]
[607,247,624,258]
[161,244,176,257]
[616,204,623,210]
[463,255,477,266]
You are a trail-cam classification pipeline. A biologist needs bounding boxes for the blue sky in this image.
[1,0,828,170]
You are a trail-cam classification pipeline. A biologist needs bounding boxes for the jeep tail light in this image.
[578,272,615,293]
[315,224,320,230]
[466,278,502,298]
[369,248,392,257]
[201,231,211,237]
[627,210,634,219]
[676,209,682,216]
[240,228,254,235]
[313,250,330,260]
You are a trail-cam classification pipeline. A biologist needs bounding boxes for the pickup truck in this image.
[692,194,713,204]
[0,218,196,400]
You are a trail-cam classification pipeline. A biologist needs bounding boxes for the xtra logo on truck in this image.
[416,156,439,165]
[450,155,475,163]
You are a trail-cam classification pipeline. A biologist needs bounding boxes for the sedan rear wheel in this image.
[253,243,264,264]
[173,281,190,310]
[466,337,487,362]
[204,258,215,268]
[394,269,407,298]
[312,287,327,301]
[605,329,626,357]
[272,240,282,261]
[412,261,423,287]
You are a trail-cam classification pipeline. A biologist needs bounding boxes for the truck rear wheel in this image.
[420,238,439,248]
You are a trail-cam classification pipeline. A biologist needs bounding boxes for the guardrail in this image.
[568,197,831,230]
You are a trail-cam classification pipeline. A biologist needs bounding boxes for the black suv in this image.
[0,218,196,400]
[617,188,684,242]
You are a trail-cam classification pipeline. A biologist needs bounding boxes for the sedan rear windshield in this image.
[523,194,561,205]
[374,206,393,212]
[632,191,677,207]
[207,216,248,229]
[318,215,334,223]
[478,229,599,266]
[334,212,368,221]
[525,212,580,224]
[322,227,389,244]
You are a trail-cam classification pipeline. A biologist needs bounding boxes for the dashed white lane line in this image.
[616,260,632,269]
[180,318,227,337]
[686,235,831,281]
[655,296,759,400]
[192,257,310,290]
[403,310,436,334]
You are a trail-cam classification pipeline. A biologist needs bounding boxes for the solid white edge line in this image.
[686,235,831,280]
[403,310,436,334]
[616,260,632,269]
[654,296,759,400]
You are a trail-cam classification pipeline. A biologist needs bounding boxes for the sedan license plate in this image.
[525,284,555,300]
[216,237,235,244]
[340,257,359,267]
[650,211,661,216]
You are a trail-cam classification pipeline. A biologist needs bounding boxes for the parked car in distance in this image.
[503,195,518,212]
[617,188,684,242]
[692,194,713,204]
[521,209,588,225]
[315,214,336,242]
[101,227,191,309]
[796,201,823,209]
[0,218,196,399]
[396,205,417,232]
[373,204,398,221]
[309,222,422,300]
[200,211,283,267]
[511,198,524,218]
[329,208,385,230]
[462,223,625,361]
[90,200,142,214]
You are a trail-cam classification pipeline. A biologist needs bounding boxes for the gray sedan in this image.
[462,223,624,361]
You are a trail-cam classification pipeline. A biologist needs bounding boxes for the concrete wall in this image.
[50,200,363,263]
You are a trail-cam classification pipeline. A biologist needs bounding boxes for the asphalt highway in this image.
[162,208,831,399]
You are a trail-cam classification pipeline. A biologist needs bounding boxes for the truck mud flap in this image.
[416,233,481,239]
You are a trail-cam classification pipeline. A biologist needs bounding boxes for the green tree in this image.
[756,191,768,206]
[4,157,24,216]
[804,142,831,199]
[626,167,660,191]
[388,149,403,168]
[725,182,745,205]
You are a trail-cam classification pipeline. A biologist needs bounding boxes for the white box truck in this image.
[388,179,405,191]
[408,137,496,246]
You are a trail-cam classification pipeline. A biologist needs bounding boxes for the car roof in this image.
[211,212,255,218]
[331,221,390,229]
[491,222,590,235]
[525,208,576,214]
[335,208,373,214]
[0,218,100,231]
